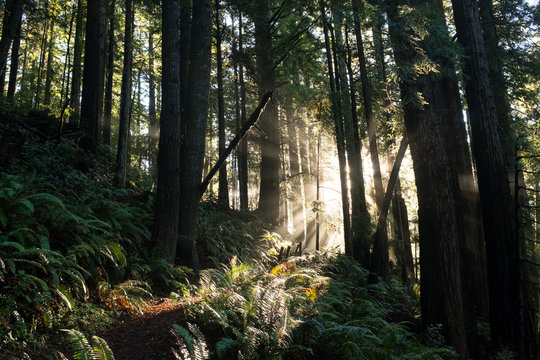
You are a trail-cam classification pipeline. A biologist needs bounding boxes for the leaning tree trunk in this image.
[114,0,133,187]
[451,1,537,357]
[152,0,182,263]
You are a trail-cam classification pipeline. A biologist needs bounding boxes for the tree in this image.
[215,0,229,208]
[79,0,105,145]
[102,0,115,146]
[115,0,134,187]
[0,0,26,98]
[69,0,85,119]
[178,0,213,269]
[451,0,537,357]
[386,0,470,354]
[152,0,182,262]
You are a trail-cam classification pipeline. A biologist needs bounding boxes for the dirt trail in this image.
[100,299,186,360]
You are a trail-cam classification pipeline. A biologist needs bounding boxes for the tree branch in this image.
[200,91,273,197]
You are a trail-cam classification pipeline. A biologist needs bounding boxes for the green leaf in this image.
[92,335,115,360]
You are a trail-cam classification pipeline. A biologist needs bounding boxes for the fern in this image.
[62,329,115,360]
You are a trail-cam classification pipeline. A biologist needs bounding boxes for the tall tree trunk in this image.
[451,1,536,357]
[179,0,191,107]
[237,12,249,211]
[0,0,25,97]
[6,18,21,102]
[35,4,49,109]
[253,1,280,224]
[286,108,305,243]
[320,0,352,255]
[351,0,388,274]
[215,0,229,208]
[153,0,182,263]
[114,0,133,186]
[387,0,469,355]
[60,7,75,109]
[80,0,105,146]
[102,1,115,146]
[178,0,212,270]
[43,15,56,107]
[148,29,158,178]
[69,0,85,120]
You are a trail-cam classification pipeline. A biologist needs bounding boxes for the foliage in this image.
[60,329,115,360]
[0,133,163,357]
[174,251,457,360]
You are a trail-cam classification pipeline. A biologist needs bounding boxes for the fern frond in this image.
[91,335,115,360]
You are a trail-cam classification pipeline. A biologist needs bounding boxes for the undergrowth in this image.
[173,252,457,360]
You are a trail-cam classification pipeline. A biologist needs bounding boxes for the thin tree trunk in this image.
[43,15,56,107]
[6,18,21,101]
[35,4,49,109]
[286,108,305,243]
[69,0,85,119]
[60,7,75,109]
[148,29,158,178]
[102,1,115,146]
[114,0,133,186]
[215,0,229,208]
[351,0,388,274]
[320,0,352,255]
[237,12,249,211]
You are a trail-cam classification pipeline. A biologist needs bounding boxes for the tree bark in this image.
[6,18,21,101]
[451,1,537,357]
[178,0,212,270]
[102,1,115,146]
[152,0,182,263]
[0,0,25,96]
[253,1,280,225]
[215,0,229,208]
[148,29,158,178]
[237,12,249,211]
[320,0,352,255]
[351,0,388,274]
[69,0,85,120]
[80,0,105,146]
[387,0,469,354]
[286,108,305,243]
[43,15,56,107]
[114,0,133,187]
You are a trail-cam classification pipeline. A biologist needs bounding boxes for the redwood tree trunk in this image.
[0,0,25,96]
[178,0,212,270]
[102,2,115,146]
[253,1,280,224]
[6,18,21,101]
[215,0,229,208]
[152,0,182,262]
[451,0,537,357]
[114,0,133,187]
[387,0,469,355]
[69,0,85,119]
[80,0,105,145]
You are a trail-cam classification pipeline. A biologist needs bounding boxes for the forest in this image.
[0,0,539,359]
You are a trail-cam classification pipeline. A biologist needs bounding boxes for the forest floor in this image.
[100,299,187,360]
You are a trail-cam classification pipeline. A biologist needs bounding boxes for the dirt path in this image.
[100,299,187,360]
